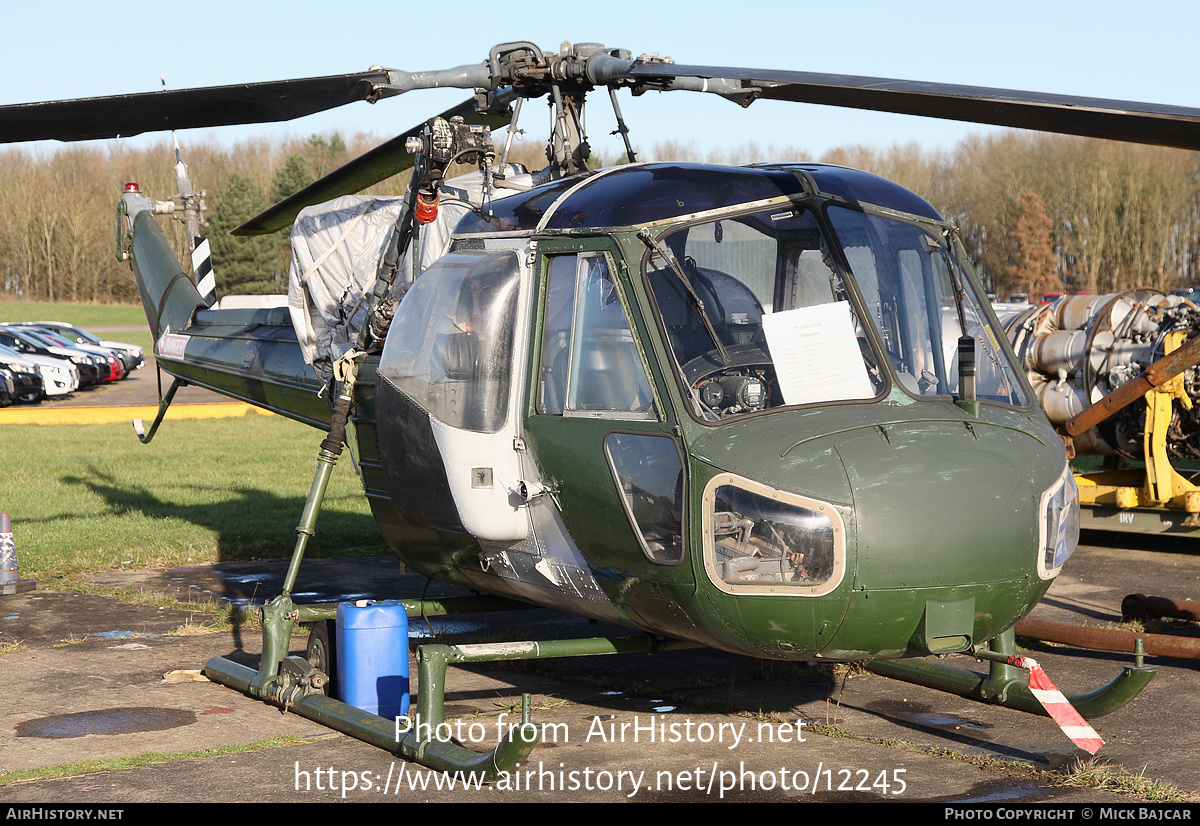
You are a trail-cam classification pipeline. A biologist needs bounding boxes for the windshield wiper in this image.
[937,231,980,405]
[638,229,730,367]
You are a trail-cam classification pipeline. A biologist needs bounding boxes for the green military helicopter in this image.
[1,42,1186,774]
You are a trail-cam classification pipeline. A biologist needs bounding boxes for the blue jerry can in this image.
[335,599,410,720]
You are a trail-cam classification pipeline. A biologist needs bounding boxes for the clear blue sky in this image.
[4,0,1199,164]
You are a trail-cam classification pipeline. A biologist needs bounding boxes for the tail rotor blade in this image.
[192,238,217,307]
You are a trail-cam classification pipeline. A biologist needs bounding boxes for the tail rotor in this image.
[162,72,216,307]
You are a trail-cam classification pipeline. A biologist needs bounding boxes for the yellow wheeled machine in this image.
[1001,291,1200,534]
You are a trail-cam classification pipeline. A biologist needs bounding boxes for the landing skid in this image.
[203,594,699,780]
[866,628,1155,719]
[202,593,1155,779]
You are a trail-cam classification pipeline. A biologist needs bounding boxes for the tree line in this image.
[2,129,1199,304]
[818,135,1200,298]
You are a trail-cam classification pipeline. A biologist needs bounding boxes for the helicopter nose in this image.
[835,417,1042,588]
[812,414,1062,659]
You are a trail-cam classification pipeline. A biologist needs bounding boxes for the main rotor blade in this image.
[232,98,512,236]
[0,72,393,143]
[631,64,1200,152]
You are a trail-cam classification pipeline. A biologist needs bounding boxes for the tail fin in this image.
[191,237,216,306]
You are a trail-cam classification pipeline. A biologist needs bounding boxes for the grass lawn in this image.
[0,414,384,578]
[0,301,146,328]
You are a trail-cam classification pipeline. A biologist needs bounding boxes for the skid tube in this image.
[864,627,1155,719]
[204,594,701,781]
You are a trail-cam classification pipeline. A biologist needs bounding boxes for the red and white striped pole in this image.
[1009,654,1104,754]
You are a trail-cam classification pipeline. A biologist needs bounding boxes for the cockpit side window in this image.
[536,253,655,419]
[379,251,522,433]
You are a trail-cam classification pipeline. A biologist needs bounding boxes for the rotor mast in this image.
[378,42,662,179]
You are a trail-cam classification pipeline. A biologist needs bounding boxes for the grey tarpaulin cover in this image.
[287,194,468,381]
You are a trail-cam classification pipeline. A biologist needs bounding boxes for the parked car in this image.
[10,367,46,403]
[0,342,76,397]
[20,326,124,381]
[0,367,14,407]
[17,321,145,373]
[0,328,104,386]
[0,348,51,402]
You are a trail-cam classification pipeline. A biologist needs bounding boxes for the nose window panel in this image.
[644,207,885,421]
[827,206,1027,407]
[703,474,846,595]
[605,432,685,565]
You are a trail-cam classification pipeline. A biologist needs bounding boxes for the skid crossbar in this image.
[204,611,699,781]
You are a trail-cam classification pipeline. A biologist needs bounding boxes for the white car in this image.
[0,342,78,396]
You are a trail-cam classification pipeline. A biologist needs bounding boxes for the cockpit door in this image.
[520,245,693,613]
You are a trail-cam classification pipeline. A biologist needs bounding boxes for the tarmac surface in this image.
[0,351,267,425]
[1,348,1198,806]
[1,536,1198,806]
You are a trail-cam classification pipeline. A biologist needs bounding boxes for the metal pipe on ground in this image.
[1121,594,1200,623]
[1015,617,1200,660]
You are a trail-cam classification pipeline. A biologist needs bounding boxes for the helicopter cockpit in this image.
[640,170,1028,422]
